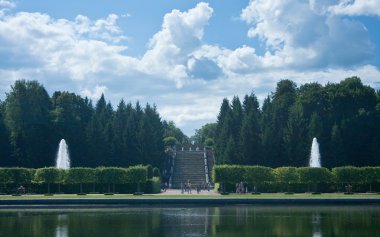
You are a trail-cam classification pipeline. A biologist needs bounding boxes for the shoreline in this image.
[1,197,380,207]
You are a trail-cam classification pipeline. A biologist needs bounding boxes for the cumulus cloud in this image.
[329,0,380,16]
[238,0,373,70]
[141,2,214,87]
[0,1,379,135]
[0,0,15,17]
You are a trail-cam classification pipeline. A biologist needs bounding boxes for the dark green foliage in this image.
[244,166,274,190]
[332,166,362,184]
[214,77,380,167]
[145,177,161,194]
[163,121,189,144]
[192,123,217,145]
[297,167,332,192]
[163,136,178,147]
[205,138,214,147]
[146,165,153,179]
[34,167,60,194]
[297,167,332,184]
[274,167,299,184]
[125,165,147,183]
[153,167,161,178]
[212,165,245,184]
[0,80,167,169]
[4,80,55,168]
[360,167,380,192]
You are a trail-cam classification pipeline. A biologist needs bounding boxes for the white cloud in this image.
[81,85,108,100]
[238,0,373,70]
[0,1,379,135]
[0,0,14,8]
[0,0,15,17]
[141,2,213,87]
[329,0,380,16]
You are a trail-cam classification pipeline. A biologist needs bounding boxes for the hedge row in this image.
[0,166,161,194]
[213,165,380,193]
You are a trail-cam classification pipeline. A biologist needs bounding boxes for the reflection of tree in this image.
[0,206,380,236]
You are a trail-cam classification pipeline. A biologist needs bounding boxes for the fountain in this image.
[309,137,321,167]
[56,139,70,170]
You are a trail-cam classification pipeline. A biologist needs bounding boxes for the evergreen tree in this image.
[214,99,232,164]
[240,93,262,165]
[4,80,55,167]
[0,101,12,166]
[51,91,93,167]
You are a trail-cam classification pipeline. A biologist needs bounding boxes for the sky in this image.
[0,0,380,135]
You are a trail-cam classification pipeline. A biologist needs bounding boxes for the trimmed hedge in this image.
[213,165,380,193]
[0,165,157,194]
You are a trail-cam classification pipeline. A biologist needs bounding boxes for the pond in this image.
[0,205,379,237]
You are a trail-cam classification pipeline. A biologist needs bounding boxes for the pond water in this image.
[0,205,379,237]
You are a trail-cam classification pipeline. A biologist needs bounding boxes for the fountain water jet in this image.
[309,137,321,167]
[56,139,70,170]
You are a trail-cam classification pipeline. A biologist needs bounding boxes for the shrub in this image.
[360,167,380,192]
[153,167,161,178]
[163,136,178,147]
[297,167,332,192]
[244,166,274,192]
[34,167,60,194]
[147,165,153,179]
[66,167,94,193]
[274,167,299,192]
[146,177,161,194]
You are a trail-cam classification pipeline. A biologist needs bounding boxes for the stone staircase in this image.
[171,149,209,188]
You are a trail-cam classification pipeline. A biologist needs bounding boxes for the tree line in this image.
[0,80,186,169]
[209,77,380,167]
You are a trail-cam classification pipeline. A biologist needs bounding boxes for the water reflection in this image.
[0,205,379,237]
[55,215,68,237]
[312,213,321,237]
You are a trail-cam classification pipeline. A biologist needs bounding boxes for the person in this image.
[17,185,25,194]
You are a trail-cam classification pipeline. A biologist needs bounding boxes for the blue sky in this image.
[1,0,380,135]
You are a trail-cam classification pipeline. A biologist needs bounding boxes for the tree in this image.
[274,167,299,192]
[0,168,11,193]
[297,167,332,192]
[360,167,380,192]
[66,167,94,194]
[34,167,60,194]
[51,91,93,167]
[136,104,165,168]
[240,93,262,165]
[192,123,217,145]
[4,80,55,167]
[85,94,114,167]
[215,99,233,164]
[163,121,189,144]
[332,166,361,192]
[0,101,12,166]
[96,167,127,193]
[244,166,274,192]
[163,136,178,147]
